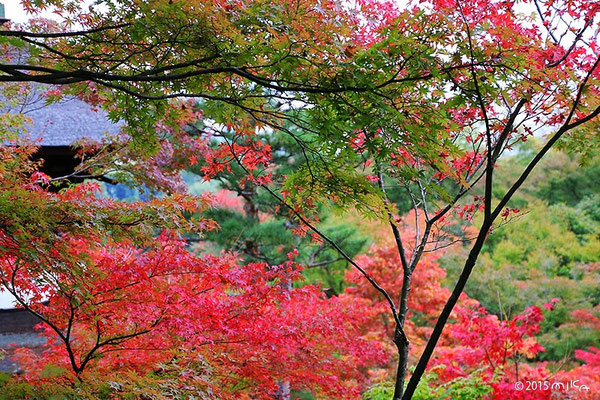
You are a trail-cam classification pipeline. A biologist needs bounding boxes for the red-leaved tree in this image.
[3,231,387,398]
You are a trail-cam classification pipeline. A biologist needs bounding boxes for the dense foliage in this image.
[1,0,600,399]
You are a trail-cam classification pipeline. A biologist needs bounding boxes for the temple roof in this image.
[2,82,122,147]
[24,94,121,146]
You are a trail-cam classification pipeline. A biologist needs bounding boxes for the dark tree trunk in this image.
[393,327,410,400]
[401,220,491,399]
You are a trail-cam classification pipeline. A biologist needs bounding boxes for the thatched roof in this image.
[2,82,121,147]
[23,92,121,146]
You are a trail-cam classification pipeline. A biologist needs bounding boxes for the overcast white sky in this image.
[3,0,69,23]
[4,0,34,23]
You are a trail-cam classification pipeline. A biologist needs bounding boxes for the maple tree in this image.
[1,143,599,398]
[190,124,369,282]
[0,146,387,398]
[2,232,387,399]
[344,229,600,400]
[2,0,600,398]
